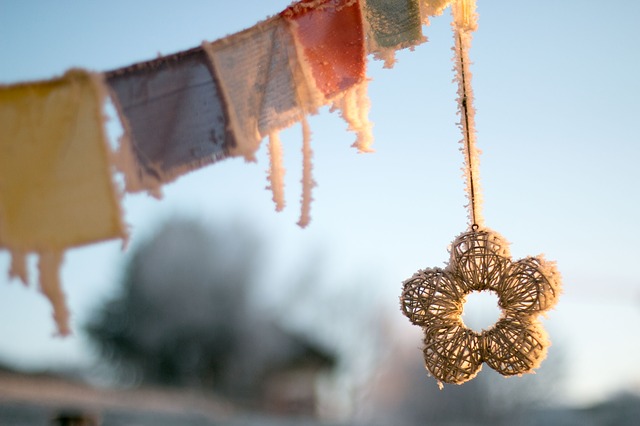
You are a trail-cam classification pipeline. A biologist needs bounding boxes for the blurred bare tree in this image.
[86,219,259,388]
[85,218,338,414]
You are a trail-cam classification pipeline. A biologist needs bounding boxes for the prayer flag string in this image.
[2,1,454,335]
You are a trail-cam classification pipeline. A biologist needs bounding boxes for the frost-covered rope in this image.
[452,0,482,229]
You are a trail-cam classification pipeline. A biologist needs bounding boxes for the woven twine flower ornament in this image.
[401,228,562,386]
[400,0,562,387]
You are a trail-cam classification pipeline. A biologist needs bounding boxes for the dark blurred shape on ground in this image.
[0,366,351,426]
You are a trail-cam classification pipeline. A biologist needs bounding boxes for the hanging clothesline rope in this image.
[456,32,479,228]
[451,0,483,229]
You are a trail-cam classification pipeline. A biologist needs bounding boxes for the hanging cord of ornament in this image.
[452,0,482,230]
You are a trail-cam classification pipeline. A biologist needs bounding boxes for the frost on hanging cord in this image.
[298,117,316,228]
[267,132,286,212]
[451,0,482,227]
[331,80,375,153]
[451,0,478,32]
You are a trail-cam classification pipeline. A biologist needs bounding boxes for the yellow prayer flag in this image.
[0,69,126,335]
[0,69,125,251]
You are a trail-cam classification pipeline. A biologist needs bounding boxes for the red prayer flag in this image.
[282,0,366,99]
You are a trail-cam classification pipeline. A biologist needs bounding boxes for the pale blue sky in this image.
[1,0,639,406]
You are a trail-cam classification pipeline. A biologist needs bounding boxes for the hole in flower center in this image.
[462,290,502,332]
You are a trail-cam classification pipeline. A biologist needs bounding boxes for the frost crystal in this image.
[298,117,316,228]
[267,133,286,212]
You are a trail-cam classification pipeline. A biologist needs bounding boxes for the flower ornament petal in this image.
[498,256,562,316]
[423,322,483,386]
[401,268,463,326]
[449,229,511,292]
[483,317,549,376]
